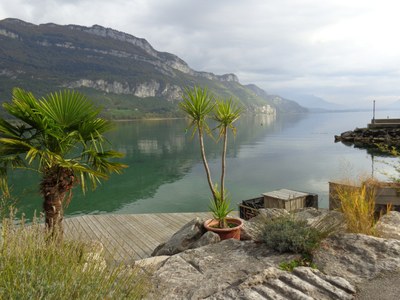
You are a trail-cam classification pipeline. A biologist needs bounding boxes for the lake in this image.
[8,110,397,218]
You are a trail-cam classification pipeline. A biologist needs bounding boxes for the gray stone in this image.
[240,219,264,241]
[135,255,169,269]
[205,267,355,300]
[253,208,290,221]
[376,211,400,240]
[148,239,299,299]
[82,240,107,272]
[151,217,206,256]
[294,208,347,233]
[313,233,400,284]
[191,230,220,248]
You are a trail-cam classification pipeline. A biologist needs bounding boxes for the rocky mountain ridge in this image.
[0,18,306,118]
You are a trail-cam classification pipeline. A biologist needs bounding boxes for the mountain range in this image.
[0,18,306,119]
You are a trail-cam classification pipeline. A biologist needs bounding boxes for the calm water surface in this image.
[10,111,395,218]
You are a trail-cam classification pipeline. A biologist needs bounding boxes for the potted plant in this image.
[180,86,243,240]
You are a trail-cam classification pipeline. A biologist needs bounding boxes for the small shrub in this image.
[0,213,151,299]
[261,216,326,255]
[279,257,317,272]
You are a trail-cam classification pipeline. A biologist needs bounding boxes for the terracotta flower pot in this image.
[203,217,243,240]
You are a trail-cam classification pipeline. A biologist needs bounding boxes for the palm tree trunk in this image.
[43,191,64,239]
[198,126,217,201]
[220,128,228,202]
[40,166,75,239]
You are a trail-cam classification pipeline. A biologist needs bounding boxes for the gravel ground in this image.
[355,271,400,300]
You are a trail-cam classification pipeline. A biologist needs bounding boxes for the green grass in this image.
[0,212,151,299]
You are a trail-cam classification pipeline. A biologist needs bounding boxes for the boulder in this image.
[148,239,357,300]
[376,211,400,240]
[151,217,208,256]
[294,208,346,232]
[82,240,107,272]
[191,231,220,248]
[255,208,290,220]
[313,233,400,284]
[206,267,355,300]
[135,255,169,269]
[148,239,299,299]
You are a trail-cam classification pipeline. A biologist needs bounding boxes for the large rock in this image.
[152,217,216,256]
[148,239,299,299]
[206,267,355,300]
[294,208,347,232]
[148,239,357,300]
[376,211,400,240]
[82,240,107,272]
[313,233,400,285]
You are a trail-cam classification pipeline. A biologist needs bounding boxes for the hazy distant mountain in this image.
[245,84,307,114]
[0,18,306,118]
[288,94,345,111]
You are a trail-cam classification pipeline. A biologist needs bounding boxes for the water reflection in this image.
[11,114,287,217]
[11,112,392,217]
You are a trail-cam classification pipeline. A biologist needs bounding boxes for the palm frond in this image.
[213,98,242,139]
[179,86,215,135]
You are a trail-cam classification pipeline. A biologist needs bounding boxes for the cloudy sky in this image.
[1,0,400,107]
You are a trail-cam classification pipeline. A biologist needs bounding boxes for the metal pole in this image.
[373,100,376,123]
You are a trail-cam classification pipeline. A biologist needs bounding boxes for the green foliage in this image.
[0,213,150,299]
[179,86,215,137]
[261,216,326,255]
[279,257,317,272]
[208,186,233,228]
[180,86,242,228]
[213,98,242,140]
[0,19,306,119]
[0,88,127,193]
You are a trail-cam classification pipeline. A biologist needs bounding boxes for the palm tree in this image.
[0,88,127,237]
[213,98,242,203]
[180,87,242,228]
[179,86,217,201]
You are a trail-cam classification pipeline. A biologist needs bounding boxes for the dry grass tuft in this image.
[333,178,377,235]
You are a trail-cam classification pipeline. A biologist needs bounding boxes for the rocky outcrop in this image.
[207,267,355,300]
[0,28,19,39]
[148,239,300,299]
[313,233,400,285]
[151,217,220,256]
[65,79,182,101]
[334,127,400,147]
[148,239,356,300]
[145,209,400,299]
[376,211,400,239]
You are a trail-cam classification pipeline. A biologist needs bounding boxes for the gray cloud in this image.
[1,0,400,107]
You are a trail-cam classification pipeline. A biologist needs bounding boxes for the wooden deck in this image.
[64,212,214,263]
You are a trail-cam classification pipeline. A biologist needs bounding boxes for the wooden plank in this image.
[108,214,154,258]
[63,212,238,263]
[97,215,147,261]
[117,215,161,254]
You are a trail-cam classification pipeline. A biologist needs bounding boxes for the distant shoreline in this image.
[112,117,184,122]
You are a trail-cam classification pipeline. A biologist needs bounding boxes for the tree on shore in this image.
[180,86,242,228]
[179,86,217,201]
[0,88,126,237]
